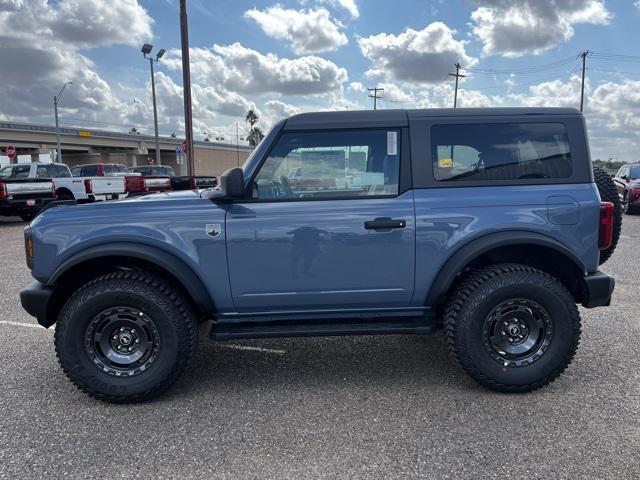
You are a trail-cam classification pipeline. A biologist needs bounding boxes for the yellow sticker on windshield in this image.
[439,157,453,168]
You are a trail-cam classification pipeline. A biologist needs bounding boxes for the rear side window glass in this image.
[82,166,99,176]
[432,123,572,182]
[103,165,127,174]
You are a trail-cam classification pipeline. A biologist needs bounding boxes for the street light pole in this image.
[149,56,161,165]
[142,44,165,166]
[54,81,73,162]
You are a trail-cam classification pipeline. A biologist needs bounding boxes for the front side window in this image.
[629,166,640,179]
[253,129,400,200]
[432,123,572,182]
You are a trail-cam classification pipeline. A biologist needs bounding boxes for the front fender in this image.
[48,242,215,315]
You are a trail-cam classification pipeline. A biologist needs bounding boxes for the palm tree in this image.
[245,109,258,129]
[247,127,265,148]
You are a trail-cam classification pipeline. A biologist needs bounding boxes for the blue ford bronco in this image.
[20,108,620,403]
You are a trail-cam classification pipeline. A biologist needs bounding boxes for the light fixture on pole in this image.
[54,81,73,162]
[141,44,165,165]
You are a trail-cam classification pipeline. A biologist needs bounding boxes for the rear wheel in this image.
[444,264,581,393]
[593,166,621,264]
[55,271,197,403]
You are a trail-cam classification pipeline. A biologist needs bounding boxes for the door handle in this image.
[364,218,406,230]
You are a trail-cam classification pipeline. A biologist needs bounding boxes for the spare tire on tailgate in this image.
[593,166,622,265]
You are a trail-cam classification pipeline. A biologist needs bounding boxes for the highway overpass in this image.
[0,122,252,176]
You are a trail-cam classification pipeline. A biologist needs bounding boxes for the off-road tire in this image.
[444,264,581,393]
[55,270,197,403]
[593,166,621,264]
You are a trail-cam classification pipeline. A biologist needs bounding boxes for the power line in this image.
[367,87,384,110]
[465,55,577,75]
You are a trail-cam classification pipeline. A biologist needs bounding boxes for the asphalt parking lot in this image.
[0,215,639,479]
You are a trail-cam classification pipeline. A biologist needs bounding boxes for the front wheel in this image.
[444,264,581,393]
[623,192,639,215]
[55,271,198,403]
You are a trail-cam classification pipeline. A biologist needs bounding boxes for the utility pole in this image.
[236,122,240,167]
[449,63,465,108]
[368,87,384,110]
[141,44,166,165]
[54,82,73,162]
[180,0,195,176]
[580,50,589,112]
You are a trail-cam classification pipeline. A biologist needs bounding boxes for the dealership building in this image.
[0,122,252,175]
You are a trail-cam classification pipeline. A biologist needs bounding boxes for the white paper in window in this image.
[387,131,397,156]
[363,172,385,186]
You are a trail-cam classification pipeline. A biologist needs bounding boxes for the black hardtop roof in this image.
[283,107,581,130]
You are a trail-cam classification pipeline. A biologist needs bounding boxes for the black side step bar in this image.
[209,317,437,341]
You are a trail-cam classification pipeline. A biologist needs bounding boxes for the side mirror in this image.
[204,167,244,201]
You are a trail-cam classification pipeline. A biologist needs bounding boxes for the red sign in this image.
[180,140,187,154]
[6,145,16,160]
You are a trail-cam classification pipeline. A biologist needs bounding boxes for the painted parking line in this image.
[0,320,285,354]
[0,320,50,330]
[218,344,286,355]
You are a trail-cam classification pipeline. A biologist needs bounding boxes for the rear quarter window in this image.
[432,123,572,182]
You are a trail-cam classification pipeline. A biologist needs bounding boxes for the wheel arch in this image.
[47,243,215,325]
[426,231,587,308]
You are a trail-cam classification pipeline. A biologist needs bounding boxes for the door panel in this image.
[225,192,415,313]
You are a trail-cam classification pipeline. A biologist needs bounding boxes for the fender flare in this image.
[425,231,587,307]
[50,242,215,315]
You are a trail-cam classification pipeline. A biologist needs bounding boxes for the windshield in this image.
[630,166,640,179]
[0,164,30,179]
[0,166,13,178]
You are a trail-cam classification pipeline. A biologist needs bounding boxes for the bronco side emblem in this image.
[206,224,222,237]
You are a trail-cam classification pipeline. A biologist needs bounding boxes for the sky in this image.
[0,0,639,161]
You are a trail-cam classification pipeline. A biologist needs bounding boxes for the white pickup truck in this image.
[0,162,126,202]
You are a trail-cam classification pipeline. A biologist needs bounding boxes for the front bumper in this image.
[582,271,615,308]
[20,281,57,328]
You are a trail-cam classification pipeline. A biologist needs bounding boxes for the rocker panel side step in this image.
[209,317,437,341]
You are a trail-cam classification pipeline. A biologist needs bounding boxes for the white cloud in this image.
[0,0,152,128]
[319,0,359,18]
[377,83,415,104]
[262,100,301,125]
[348,81,365,92]
[470,0,612,57]
[164,42,348,96]
[357,22,477,85]
[245,6,347,54]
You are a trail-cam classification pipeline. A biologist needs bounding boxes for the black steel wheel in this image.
[85,307,161,377]
[445,264,581,393]
[55,270,197,403]
[482,299,552,368]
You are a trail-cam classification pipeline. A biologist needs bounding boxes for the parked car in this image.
[70,163,145,197]
[126,165,173,194]
[0,166,56,221]
[1,162,125,203]
[21,107,618,403]
[613,163,640,214]
[128,165,218,191]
